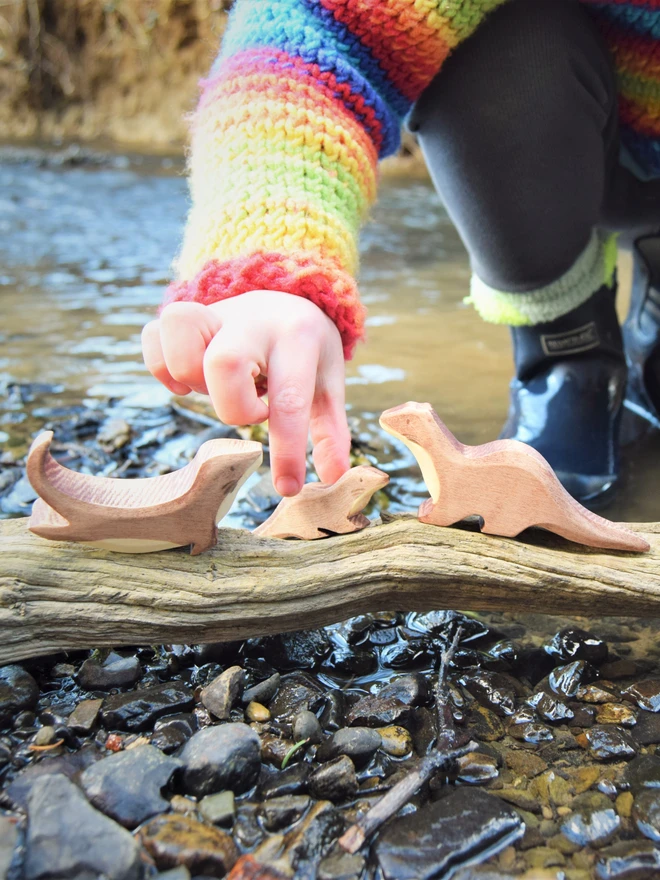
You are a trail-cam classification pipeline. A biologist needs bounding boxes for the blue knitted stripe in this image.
[216,0,403,157]
[297,0,412,119]
[585,3,660,38]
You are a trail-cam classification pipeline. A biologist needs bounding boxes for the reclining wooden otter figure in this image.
[254,466,390,540]
[379,402,649,554]
[26,431,262,554]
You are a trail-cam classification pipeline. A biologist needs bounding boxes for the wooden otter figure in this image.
[379,402,649,553]
[254,466,390,539]
[26,431,263,554]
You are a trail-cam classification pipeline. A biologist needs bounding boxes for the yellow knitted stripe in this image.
[177,198,359,281]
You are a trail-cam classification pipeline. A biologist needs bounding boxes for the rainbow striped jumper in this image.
[165,0,660,356]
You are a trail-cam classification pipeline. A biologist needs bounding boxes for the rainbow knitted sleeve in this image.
[164,0,506,358]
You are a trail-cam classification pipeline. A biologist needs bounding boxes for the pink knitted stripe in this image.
[163,252,366,360]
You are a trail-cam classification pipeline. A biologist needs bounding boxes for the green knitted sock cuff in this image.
[465,231,618,326]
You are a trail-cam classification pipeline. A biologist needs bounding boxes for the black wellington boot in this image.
[500,283,627,507]
[622,236,660,437]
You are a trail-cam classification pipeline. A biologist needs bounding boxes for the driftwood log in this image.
[1,515,660,663]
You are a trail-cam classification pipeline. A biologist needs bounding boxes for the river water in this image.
[2,150,660,523]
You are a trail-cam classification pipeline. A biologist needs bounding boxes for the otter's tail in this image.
[539,492,649,553]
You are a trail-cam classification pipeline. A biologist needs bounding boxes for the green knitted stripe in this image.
[466,231,618,326]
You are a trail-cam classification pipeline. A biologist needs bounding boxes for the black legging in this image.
[408,0,660,295]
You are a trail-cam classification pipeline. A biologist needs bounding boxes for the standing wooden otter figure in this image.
[379,402,649,553]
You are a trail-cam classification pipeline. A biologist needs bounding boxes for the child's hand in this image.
[141,291,351,496]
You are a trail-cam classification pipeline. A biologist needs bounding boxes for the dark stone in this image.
[369,628,398,646]
[569,702,597,728]
[252,630,331,671]
[549,661,589,698]
[545,628,608,665]
[596,840,660,880]
[624,680,660,713]
[527,691,574,723]
[67,699,103,735]
[408,707,438,756]
[259,762,311,799]
[139,813,237,878]
[101,681,194,732]
[521,723,554,744]
[259,794,311,831]
[242,673,281,706]
[233,803,264,851]
[192,641,243,665]
[345,694,410,728]
[327,615,372,646]
[623,755,660,794]
[585,725,638,761]
[407,610,489,643]
[324,647,377,677]
[317,727,382,768]
[80,744,182,829]
[180,722,261,798]
[151,714,197,754]
[293,709,322,744]
[632,711,660,746]
[319,690,345,732]
[309,756,358,802]
[284,800,344,878]
[375,787,522,880]
[24,774,141,880]
[561,808,621,848]
[377,674,429,708]
[462,672,517,717]
[200,666,245,720]
[455,752,499,785]
[269,672,325,722]
[7,745,101,810]
[379,641,433,669]
[633,790,660,842]
[0,665,38,727]
[77,655,141,691]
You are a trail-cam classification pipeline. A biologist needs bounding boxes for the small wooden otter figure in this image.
[379,402,649,554]
[26,431,263,554]
[254,466,390,539]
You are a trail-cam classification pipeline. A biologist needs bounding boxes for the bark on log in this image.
[1,515,659,664]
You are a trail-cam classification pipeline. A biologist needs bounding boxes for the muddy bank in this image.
[0,0,426,172]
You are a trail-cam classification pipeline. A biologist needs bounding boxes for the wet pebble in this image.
[505,751,548,778]
[246,702,270,722]
[293,709,322,744]
[180,723,261,798]
[596,840,660,879]
[463,671,517,717]
[77,654,141,691]
[139,813,237,878]
[254,630,330,671]
[633,789,660,842]
[268,672,324,722]
[319,690,345,732]
[582,725,638,761]
[546,628,608,665]
[309,756,358,802]
[549,661,588,698]
[200,666,245,720]
[622,754,660,794]
[455,751,499,785]
[24,773,141,880]
[623,679,660,713]
[595,703,637,727]
[527,690,574,723]
[80,744,181,829]
[241,673,281,706]
[467,705,506,742]
[261,734,297,768]
[259,794,311,831]
[375,787,522,880]
[199,790,235,826]
[346,694,410,728]
[101,681,194,732]
[0,665,38,727]
[377,725,412,757]
[67,698,103,735]
[151,714,197,754]
[318,851,366,880]
[631,710,660,745]
[561,807,621,848]
[325,647,377,677]
[258,762,311,799]
[577,684,618,704]
[317,727,382,767]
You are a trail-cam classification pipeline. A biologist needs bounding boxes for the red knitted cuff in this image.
[163,252,366,359]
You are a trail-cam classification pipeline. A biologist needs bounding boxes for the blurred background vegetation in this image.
[0,0,423,165]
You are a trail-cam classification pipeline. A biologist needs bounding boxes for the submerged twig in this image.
[338,624,468,854]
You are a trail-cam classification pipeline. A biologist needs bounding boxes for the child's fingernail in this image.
[276,477,300,496]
